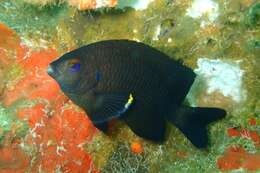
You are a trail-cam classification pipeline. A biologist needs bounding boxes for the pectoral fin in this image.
[89,92,134,124]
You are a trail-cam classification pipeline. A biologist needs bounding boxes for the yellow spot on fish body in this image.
[125,93,134,109]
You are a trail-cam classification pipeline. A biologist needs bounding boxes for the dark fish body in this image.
[48,40,226,148]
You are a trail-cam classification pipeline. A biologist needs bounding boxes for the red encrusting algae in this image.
[217,146,260,171]
[0,23,20,51]
[248,118,257,126]
[18,105,98,172]
[227,127,260,147]
[218,119,260,172]
[227,127,240,137]
[0,143,30,173]
[0,23,100,172]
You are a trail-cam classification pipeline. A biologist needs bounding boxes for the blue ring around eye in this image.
[69,63,81,72]
[96,71,101,81]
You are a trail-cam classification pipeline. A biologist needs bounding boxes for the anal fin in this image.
[123,103,166,142]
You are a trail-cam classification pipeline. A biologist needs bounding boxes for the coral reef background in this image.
[0,0,259,172]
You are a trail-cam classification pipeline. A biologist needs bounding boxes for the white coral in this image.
[194,58,246,102]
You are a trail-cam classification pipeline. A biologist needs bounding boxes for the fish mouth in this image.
[47,64,55,77]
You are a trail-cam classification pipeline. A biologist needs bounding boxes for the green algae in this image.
[0,0,70,48]
[85,132,117,170]
[85,121,144,170]
[102,142,149,173]
[5,64,24,81]
[144,122,227,173]
[245,2,260,27]
[0,103,29,145]
[4,64,25,90]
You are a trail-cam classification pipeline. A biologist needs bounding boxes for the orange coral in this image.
[68,0,117,10]
[18,48,58,69]
[227,127,240,137]
[227,127,260,147]
[17,104,46,128]
[217,146,260,171]
[0,23,100,172]
[0,23,19,50]
[131,142,144,154]
[79,0,97,10]
[248,118,257,126]
[221,123,260,171]
[0,144,30,173]
[2,67,61,106]
[14,54,98,172]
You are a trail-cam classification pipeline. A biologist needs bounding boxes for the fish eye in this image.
[68,59,81,72]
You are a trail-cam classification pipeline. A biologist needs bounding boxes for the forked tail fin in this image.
[167,106,226,148]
